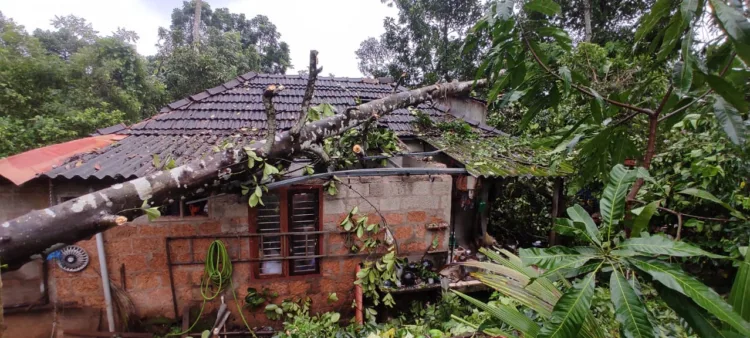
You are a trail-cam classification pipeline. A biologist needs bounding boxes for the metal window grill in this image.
[257,193,283,275]
[288,190,320,275]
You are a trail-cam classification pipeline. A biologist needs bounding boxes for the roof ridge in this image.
[157,71,260,114]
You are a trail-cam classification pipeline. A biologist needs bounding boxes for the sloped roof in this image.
[38,72,493,182]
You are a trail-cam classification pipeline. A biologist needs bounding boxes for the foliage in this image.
[154,1,290,100]
[340,207,383,253]
[0,13,166,157]
[323,124,402,170]
[556,0,658,43]
[244,287,278,310]
[488,177,556,247]
[356,0,486,85]
[355,249,400,314]
[265,296,312,321]
[510,164,750,338]
[274,311,343,338]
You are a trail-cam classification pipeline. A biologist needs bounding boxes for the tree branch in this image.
[0,78,486,268]
[658,52,736,122]
[631,199,732,223]
[361,72,406,148]
[523,37,655,116]
[262,84,285,154]
[654,85,674,116]
[291,50,320,137]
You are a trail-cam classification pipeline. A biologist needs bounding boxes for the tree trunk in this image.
[192,0,202,50]
[627,114,659,201]
[0,79,485,269]
[583,0,592,42]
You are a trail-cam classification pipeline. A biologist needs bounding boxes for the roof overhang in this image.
[0,134,127,186]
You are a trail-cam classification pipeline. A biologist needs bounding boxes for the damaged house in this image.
[0,72,569,337]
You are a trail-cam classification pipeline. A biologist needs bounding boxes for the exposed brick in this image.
[288,280,311,295]
[121,254,149,273]
[394,226,412,239]
[138,224,169,236]
[320,259,341,276]
[413,224,427,241]
[107,224,137,237]
[170,224,197,236]
[411,181,431,195]
[148,253,168,269]
[198,221,221,234]
[385,182,410,196]
[106,238,133,252]
[324,199,345,214]
[432,181,452,195]
[383,213,404,225]
[366,213,382,224]
[407,211,427,223]
[168,240,190,254]
[368,183,385,197]
[134,272,164,290]
[379,197,401,211]
[359,176,382,183]
[401,195,441,211]
[404,241,427,253]
[133,237,164,253]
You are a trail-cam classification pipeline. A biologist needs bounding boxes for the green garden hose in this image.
[170,240,255,337]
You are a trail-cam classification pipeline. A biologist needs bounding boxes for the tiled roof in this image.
[41,72,493,181]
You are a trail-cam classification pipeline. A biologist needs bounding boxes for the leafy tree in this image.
[0,13,166,157]
[154,1,291,99]
[356,0,485,85]
[557,0,656,43]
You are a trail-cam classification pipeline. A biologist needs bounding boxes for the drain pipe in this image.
[96,233,116,332]
[90,186,115,332]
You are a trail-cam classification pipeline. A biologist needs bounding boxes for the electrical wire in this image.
[170,240,256,337]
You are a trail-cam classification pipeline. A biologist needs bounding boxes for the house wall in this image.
[438,98,488,124]
[4,173,452,334]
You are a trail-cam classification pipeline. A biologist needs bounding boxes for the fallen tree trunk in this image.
[0,79,485,269]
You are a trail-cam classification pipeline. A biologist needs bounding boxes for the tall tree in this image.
[0,12,166,157]
[356,0,485,85]
[154,1,291,100]
[557,0,656,43]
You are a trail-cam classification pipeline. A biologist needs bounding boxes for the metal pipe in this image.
[362,150,444,160]
[267,167,469,190]
[95,233,115,332]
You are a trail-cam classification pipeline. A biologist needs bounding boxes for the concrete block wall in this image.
[8,174,453,330]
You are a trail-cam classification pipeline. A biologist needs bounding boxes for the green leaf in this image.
[453,290,540,337]
[600,164,637,240]
[631,200,660,237]
[538,26,572,51]
[610,269,655,338]
[680,0,699,24]
[729,250,750,325]
[152,154,161,168]
[520,246,600,271]
[524,0,561,16]
[712,96,747,145]
[634,0,673,42]
[539,269,599,338]
[566,205,602,246]
[657,12,685,60]
[710,0,750,66]
[589,89,605,123]
[673,61,693,96]
[630,258,750,335]
[557,66,572,94]
[617,233,725,258]
[144,207,161,221]
[201,330,211,338]
[707,75,748,114]
[658,284,733,338]
[262,162,279,180]
[249,193,259,207]
[679,188,746,220]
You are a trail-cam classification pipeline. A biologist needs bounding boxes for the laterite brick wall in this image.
[9,173,452,331]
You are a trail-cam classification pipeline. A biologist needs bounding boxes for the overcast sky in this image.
[1,0,398,77]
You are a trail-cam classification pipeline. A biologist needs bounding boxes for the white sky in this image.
[0,0,398,77]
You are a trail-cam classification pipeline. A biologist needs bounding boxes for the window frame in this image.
[248,185,323,279]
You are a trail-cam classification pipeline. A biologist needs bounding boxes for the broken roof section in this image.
[423,135,573,177]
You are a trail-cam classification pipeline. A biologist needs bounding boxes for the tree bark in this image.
[0,79,485,269]
[192,0,202,50]
[627,114,659,201]
[583,0,592,42]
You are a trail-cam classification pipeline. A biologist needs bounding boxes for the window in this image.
[249,186,322,278]
[158,197,209,218]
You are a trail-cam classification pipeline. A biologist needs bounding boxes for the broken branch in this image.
[262,84,285,154]
[291,50,320,137]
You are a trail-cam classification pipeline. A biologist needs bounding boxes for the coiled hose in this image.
[171,240,255,337]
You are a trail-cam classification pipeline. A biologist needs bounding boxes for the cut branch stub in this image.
[262,84,285,154]
[292,50,320,138]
